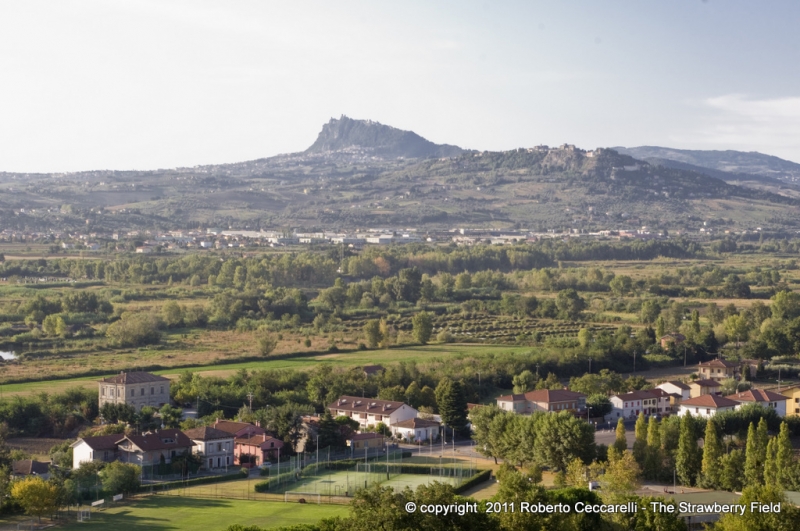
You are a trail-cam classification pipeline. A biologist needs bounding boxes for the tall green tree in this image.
[632,412,648,468]
[644,417,662,480]
[699,418,723,489]
[776,422,795,490]
[411,311,433,345]
[533,411,596,471]
[316,409,341,449]
[763,437,778,487]
[362,319,382,348]
[744,422,763,486]
[675,412,701,486]
[434,377,468,433]
[512,370,537,394]
[612,417,628,457]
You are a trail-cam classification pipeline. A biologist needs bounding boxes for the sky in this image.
[1,0,799,172]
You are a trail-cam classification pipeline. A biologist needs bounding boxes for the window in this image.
[101,388,105,396]
[131,389,135,397]
[140,388,145,396]
[151,387,155,395]
[270,442,274,448]
[161,386,164,394]
[217,443,221,452]
[706,409,710,415]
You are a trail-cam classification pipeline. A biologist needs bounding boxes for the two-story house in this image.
[328,397,417,428]
[496,389,587,414]
[71,434,122,469]
[606,390,669,421]
[183,426,235,470]
[726,389,787,417]
[234,433,284,467]
[656,381,692,401]
[116,429,195,468]
[697,359,740,382]
[781,386,800,417]
[689,379,722,398]
[98,371,171,412]
[678,395,739,418]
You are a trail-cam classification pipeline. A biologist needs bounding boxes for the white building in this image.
[183,426,236,470]
[656,381,692,401]
[606,389,671,421]
[328,396,417,428]
[71,434,122,469]
[678,395,739,419]
[725,389,787,417]
[391,418,441,442]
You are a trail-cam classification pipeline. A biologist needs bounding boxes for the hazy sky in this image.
[1,1,799,172]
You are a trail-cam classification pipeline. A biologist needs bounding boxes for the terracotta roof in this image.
[681,395,739,408]
[12,460,50,476]
[392,418,441,429]
[117,429,195,452]
[660,381,691,390]
[725,389,787,403]
[662,333,686,341]
[328,396,409,414]
[362,365,385,375]
[71,434,123,451]
[235,433,283,449]
[614,390,662,401]
[183,427,234,441]
[497,389,586,403]
[691,379,722,387]
[698,359,738,368]
[212,420,265,437]
[100,371,170,384]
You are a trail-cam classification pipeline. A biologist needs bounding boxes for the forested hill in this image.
[304,116,466,159]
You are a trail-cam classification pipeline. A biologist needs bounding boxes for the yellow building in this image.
[781,386,800,417]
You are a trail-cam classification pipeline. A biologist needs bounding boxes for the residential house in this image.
[656,381,692,401]
[678,395,739,418]
[606,390,670,421]
[328,396,417,428]
[781,386,800,417]
[697,359,740,382]
[183,427,235,470]
[12,460,50,480]
[116,429,195,469]
[362,365,385,378]
[689,379,722,398]
[392,418,441,442]
[347,432,388,450]
[235,433,284,467]
[495,389,587,414]
[71,434,121,469]
[660,333,686,349]
[98,371,171,412]
[726,389,787,417]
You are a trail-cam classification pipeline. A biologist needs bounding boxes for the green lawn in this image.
[60,495,348,531]
[2,344,530,397]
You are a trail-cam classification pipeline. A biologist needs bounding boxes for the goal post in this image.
[284,491,321,504]
[78,509,91,522]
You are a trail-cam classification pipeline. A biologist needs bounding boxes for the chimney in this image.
[263,433,267,442]
[255,420,260,428]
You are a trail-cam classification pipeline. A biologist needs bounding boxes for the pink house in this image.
[234,433,284,467]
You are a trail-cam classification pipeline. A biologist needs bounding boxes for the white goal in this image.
[284,491,321,504]
[78,509,91,522]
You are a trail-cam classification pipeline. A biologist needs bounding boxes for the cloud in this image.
[673,94,800,161]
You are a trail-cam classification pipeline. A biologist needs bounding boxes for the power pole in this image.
[247,391,254,412]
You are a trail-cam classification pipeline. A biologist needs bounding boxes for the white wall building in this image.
[726,389,787,417]
[656,381,692,401]
[678,395,739,419]
[391,418,441,442]
[328,396,417,428]
[183,426,236,470]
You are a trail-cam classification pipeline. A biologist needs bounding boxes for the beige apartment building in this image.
[99,371,171,412]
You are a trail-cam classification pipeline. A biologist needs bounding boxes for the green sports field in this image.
[281,470,462,496]
[60,495,348,531]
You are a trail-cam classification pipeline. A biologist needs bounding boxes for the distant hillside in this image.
[613,146,800,184]
[305,116,466,159]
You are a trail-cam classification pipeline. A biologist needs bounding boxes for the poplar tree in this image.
[764,437,778,487]
[633,412,648,468]
[744,422,762,486]
[644,417,662,480]
[700,418,722,489]
[776,422,795,490]
[675,412,701,486]
[611,417,628,458]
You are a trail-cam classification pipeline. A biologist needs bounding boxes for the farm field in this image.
[58,495,348,531]
[0,344,532,397]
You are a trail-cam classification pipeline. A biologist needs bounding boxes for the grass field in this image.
[59,495,348,531]
[0,344,531,396]
[278,469,463,496]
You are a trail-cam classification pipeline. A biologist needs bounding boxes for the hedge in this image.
[254,470,298,493]
[453,469,492,494]
[142,469,247,492]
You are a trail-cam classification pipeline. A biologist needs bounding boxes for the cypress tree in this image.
[675,412,701,486]
[644,416,662,480]
[633,412,648,468]
[776,422,794,490]
[700,418,722,489]
[744,422,762,486]
[764,437,778,487]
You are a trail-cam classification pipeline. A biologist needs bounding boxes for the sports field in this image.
[59,495,348,531]
[281,469,462,496]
